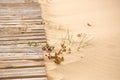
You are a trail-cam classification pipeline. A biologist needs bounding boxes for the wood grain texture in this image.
[0,52,44,60]
[0,2,47,80]
[0,60,45,69]
[0,0,39,3]
[0,67,46,79]
[4,77,47,80]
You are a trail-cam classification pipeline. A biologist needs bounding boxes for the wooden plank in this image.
[0,10,40,13]
[4,77,47,80]
[0,36,46,41]
[0,47,43,53]
[0,45,45,49]
[0,0,38,3]
[0,12,41,17]
[0,0,25,3]
[0,8,40,10]
[0,46,42,49]
[0,22,43,25]
[0,8,40,11]
[0,30,45,36]
[0,47,42,53]
[0,30,45,33]
[0,39,47,45]
[0,25,44,29]
[0,11,41,15]
[0,18,42,20]
[0,60,44,69]
[0,22,42,25]
[0,9,41,13]
[0,15,41,18]
[0,15,41,17]
[0,27,45,30]
[0,3,40,8]
[0,16,42,20]
[0,37,46,41]
[0,33,45,38]
[0,0,39,3]
[0,35,45,40]
[0,24,44,30]
[0,11,41,18]
[0,27,45,32]
[0,67,46,79]
[0,52,44,60]
[0,9,41,12]
[0,3,40,6]
[0,21,42,24]
[0,19,42,23]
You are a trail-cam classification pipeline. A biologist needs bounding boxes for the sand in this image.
[39,0,120,80]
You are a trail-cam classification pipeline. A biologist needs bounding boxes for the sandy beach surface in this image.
[39,0,120,80]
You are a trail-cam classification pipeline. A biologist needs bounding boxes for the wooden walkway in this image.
[0,1,47,80]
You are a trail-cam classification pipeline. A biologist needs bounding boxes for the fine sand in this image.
[39,0,120,80]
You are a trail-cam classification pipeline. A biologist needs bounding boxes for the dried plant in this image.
[62,29,73,54]
[28,30,92,64]
[41,30,73,64]
[42,43,66,64]
[77,33,92,51]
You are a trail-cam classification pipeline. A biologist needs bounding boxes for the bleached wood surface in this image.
[0,0,38,3]
[0,1,47,80]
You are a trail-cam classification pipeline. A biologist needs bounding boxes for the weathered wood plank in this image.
[0,12,41,18]
[0,2,47,80]
[0,33,45,38]
[0,8,40,11]
[0,9,40,11]
[0,36,46,40]
[0,52,44,60]
[0,10,40,13]
[0,22,43,25]
[0,15,41,18]
[0,21,42,25]
[0,0,25,3]
[0,19,42,22]
[0,60,44,69]
[0,24,44,31]
[0,16,42,20]
[0,15,41,17]
[0,47,42,53]
[4,77,47,80]
[1,14,41,17]
[0,45,42,49]
[0,67,46,79]
[0,0,38,3]
[0,35,46,40]
[0,29,45,35]
[0,40,46,46]
[0,43,42,50]
[0,11,41,15]
[0,3,40,8]
[0,9,40,13]
[0,26,44,32]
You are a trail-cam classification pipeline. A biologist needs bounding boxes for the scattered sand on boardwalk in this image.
[39,0,120,80]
